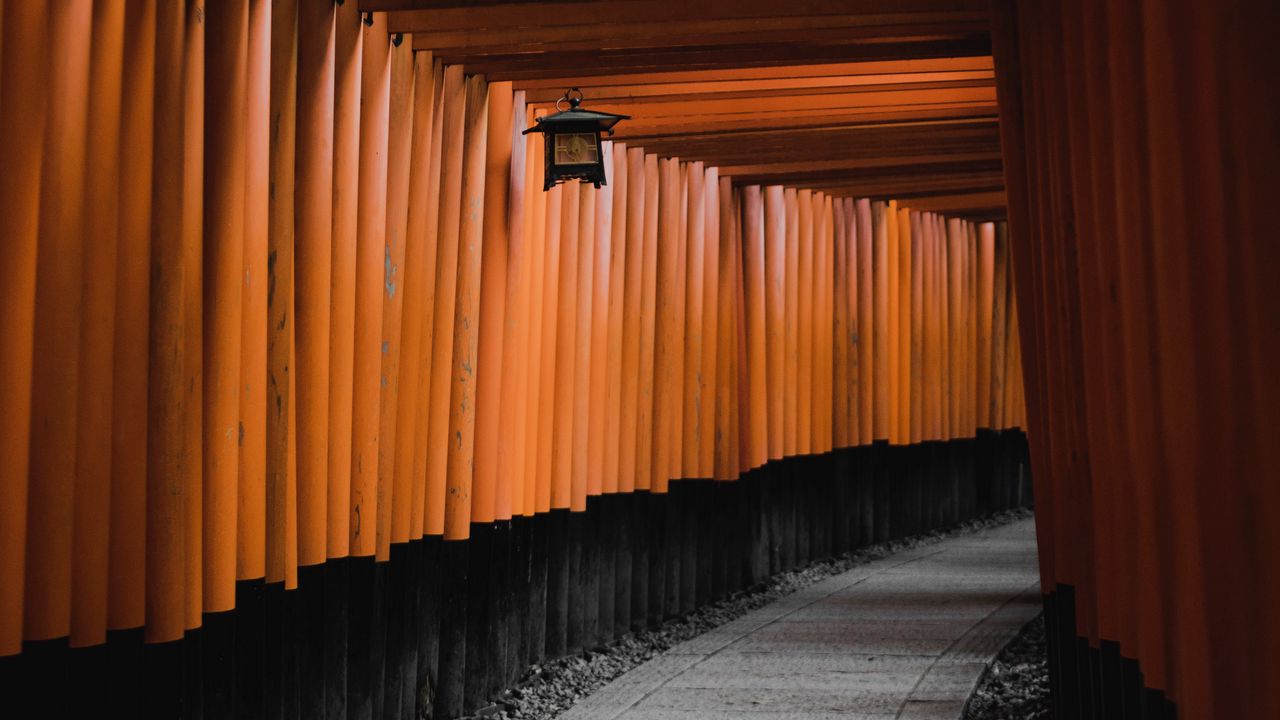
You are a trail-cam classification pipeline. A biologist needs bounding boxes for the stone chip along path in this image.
[561,519,1040,720]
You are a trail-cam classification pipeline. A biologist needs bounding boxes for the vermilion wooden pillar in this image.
[762,186,785,462]
[327,0,361,561]
[350,11,389,558]
[147,0,190,645]
[110,0,157,637]
[76,0,125,649]
[796,191,815,454]
[0,0,47,659]
[424,64,466,538]
[294,0,335,570]
[26,0,91,645]
[266,0,297,592]
[380,34,415,554]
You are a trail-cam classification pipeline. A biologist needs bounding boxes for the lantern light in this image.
[524,88,629,191]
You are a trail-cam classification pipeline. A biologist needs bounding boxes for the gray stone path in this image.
[560,519,1040,720]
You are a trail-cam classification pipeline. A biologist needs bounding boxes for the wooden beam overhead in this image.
[368,0,992,29]
[437,37,993,81]
[365,0,1004,205]
[394,16,987,54]
[508,56,994,90]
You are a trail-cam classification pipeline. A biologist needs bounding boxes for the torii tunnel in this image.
[0,1,1275,719]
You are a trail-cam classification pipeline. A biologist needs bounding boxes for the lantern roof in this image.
[523,89,630,135]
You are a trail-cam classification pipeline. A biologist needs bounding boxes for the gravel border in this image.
[963,612,1051,720]
[468,507,1035,720]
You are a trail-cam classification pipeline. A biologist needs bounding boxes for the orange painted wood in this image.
[496,88,529,517]
[507,57,993,92]
[885,202,900,443]
[516,116,542,514]
[732,189,752,473]
[841,199,858,445]
[741,186,768,469]
[977,224,998,425]
[908,212,924,444]
[424,64,467,536]
[404,53,441,538]
[350,20,390,556]
[831,193,849,449]
[396,10,991,53]
[26,0,90,643]
[869,201,889,441]
[603,143,628,493]
[551,179,580,509]
[443,74,489,540]
[936,215,950,440]
[855,199,873,445]
[523,129,551,512]
[700,167,721,478]
[379,35,415,553]
[922,213,939,441]
[763,185,786,461]
[238,0,271,584]
[414,57,447,533]
[183,0,209,607]
[534,180,562,510]
[823,194,836,450]
[618,145,646,492]
[73,0,124,648]
[326,0,362,560]
[988,223,1007,431]
[383,2,989,36]
[294,0,335,568]
[668,162,689,481]
[587,151,614,495]
[0,0,46,655]
[683,162,707,476]
[652,157,682,491]
[201,0,249,613]
[105,0,155,634]
[473,79,515,524]
[634,155,660,490]
[796,190,815,454]
[946,218,963,439]
[266,0,298,588]
[958,220,970,438]
[897,206,912,442]
[783,188,800,457]
[807,192,823,451]
[571,181,595,509]
[729,188,746,478]
[714,175,739,479]
[962,220,972,430]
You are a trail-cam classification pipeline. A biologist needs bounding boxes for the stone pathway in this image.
[560,519,1040,720]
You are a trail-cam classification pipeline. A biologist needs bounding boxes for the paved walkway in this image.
[562,519,1040,720]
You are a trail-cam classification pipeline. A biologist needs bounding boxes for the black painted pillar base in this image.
[629,490,650,633]
[1044,585,1176,720]
[566,511,586,655]
[598,495,617,645]
[527,513,549,668]
[416,536,442,717]
[544,509,569,659]
[434,540,468,719]
[613,493,633,638]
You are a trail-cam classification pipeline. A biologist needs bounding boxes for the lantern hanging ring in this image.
[555,87,586,113]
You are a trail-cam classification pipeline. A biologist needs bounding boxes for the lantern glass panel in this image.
[553,132,599,165]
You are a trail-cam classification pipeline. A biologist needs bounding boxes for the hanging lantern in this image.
[524,88,629,191]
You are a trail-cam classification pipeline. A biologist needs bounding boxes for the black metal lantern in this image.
[524,88,629,191]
